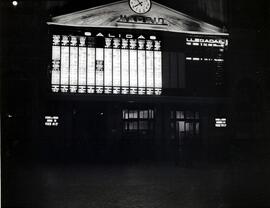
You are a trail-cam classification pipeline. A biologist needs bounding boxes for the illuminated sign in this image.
[118,15,167,26]
[215,118,227,127]
[51,33,162,95]
[186,38,228,48]
[45,116,59,126]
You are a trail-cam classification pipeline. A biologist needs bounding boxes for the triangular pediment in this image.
[48,0,228,35]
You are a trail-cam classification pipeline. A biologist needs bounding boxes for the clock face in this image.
[129,0,152,14]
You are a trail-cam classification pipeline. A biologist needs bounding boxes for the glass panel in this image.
[121,49,129,87]
[196,122,200,135]
[133,111,138,119]
[145,110,149,118]
[60,44,69,86]
[129,121,138,130]
[176,111,184,119]
[113,48,120,87]
[104,48,113,86]
[87,48,95,86]
[70,46,78,87]
[185,122,194,135]
[124,121,128,130]
[78,47,87,86]
[150,110,154,119]
[130,48,137,87]
[146,50,154,88]
[179,121,185,132]
[139,121,148,130]
[122,110,129,119]
[96,48,104,86]
[186,111,194,119]
[139,110,146,119]
[154,51,162,88]
[52,46,60,60]
[138,48,146,88]
[129,110,138,119]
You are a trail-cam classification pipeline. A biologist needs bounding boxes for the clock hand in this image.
[134,2,142,7]
[136,0,143,6]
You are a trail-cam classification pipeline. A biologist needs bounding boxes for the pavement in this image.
[3,157,270,208]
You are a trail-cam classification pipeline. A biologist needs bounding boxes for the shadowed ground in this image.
[3,155,270,208]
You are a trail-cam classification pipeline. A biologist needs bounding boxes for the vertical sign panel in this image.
[52,45,60,60]
[154,51,162,89]
[146,50,154,88]
[51,46,60,87]
[87,48,95,87]
[78,47,87,86]
[104,48,112,87]
[130,50,137,88]
[70,46,78,87]
[60,45,69,86]
[113,49,121,87]
[138,50,146,88]
[96,48,104,87]
[121,49,129,87]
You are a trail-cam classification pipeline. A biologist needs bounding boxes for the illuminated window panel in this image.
[138,50,146,88]
[104,48,113,87]
[122,109,155,132]
[78,47,87,87]
[51,45,60,88]
[60,45,69,86]
[51,34,162,95]
[130,49,137,88]
[121,49,129,87]
[96,48,104,87]
[113,48,121,87]
[70,46,78,90]
[154,51,162,89]
[87,48,95,86]
[146,50,154,88]
[51,70,60,86]
[52,45,60,60]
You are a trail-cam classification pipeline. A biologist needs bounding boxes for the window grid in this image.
[170,110,200,138]
[51,34,162,95]
[122,109,155,133]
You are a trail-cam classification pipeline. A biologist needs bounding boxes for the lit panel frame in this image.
[51,33,162,95]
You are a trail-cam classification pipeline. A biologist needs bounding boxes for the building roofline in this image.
[47,22,229,36]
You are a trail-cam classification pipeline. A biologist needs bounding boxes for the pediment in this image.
[48,0,228,35]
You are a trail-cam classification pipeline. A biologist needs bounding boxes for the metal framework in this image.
[51,33,162,95]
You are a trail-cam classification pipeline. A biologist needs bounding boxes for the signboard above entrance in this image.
[117,15,167,26]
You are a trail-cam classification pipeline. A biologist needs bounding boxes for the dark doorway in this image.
[170,110,201,165]
[72,103,107,161]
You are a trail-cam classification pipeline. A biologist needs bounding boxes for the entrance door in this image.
[72,104,107,160]
[121,108,155,161]
[170,110,200,164]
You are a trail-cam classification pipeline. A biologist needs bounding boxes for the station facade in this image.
[42,0,229,162]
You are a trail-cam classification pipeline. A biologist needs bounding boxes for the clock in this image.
[129,0,152,14]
